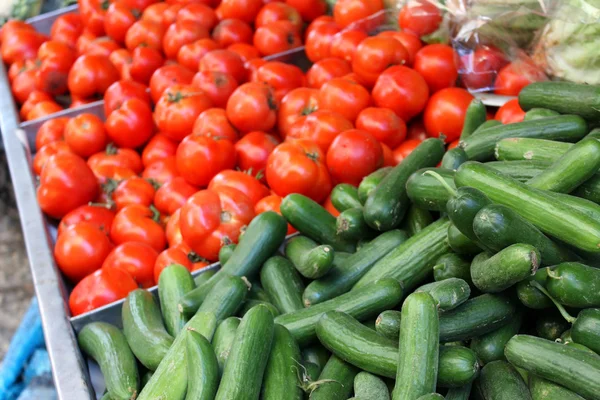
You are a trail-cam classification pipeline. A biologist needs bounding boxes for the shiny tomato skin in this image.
[234,131,280,176]
[129,46,164,85]
[423,87,474,142]
[306,58,352,89]
[64,113,108,158]
[110,204,167,252]
[252,61,305,102]
[226,43,260,63]
[102,242,158,288]
[333,0,384,29]
[226,82,278,133]
[176,135,237,187]
[11,63,39,104]
[26,101,64,121]
[458,45,508,90]
[20,91,53,122]
[287,109,354,154]
[163,19,210,60]
[305,22,340,63]
[352,36,410,88]
[380,143,394,167]
[35,40,77,96]
[176,3,218,30]
[255,2,302,32]
[319,77,371,123]
[105,98,155,148]
[377,30,422,66]
[35,117,69,150]
[154,246,193,283]
[212,18,253,47]
[277,87,320,138]
[326,129,383,186]
[88,146,144,174]
[392,138,421,165]
[285,0,327,22]
[372,65,429,122]
[254,194,296,234]
[58,205,115,237]
[125,19,166,51]
[67,54,120,98]
[494,61,546,96]
[192,71,238,108]
[149,64,195,104]
[208,169,270,206]
[103,80,150,116]
[154,177,198,216]
[356,107,407,149]
[398,0,442,37]
[142,157,179,185]
[323,194,340,217]
[112,177,156,211]
[253,20,302,57]
[414,44,458,93]
[177,38,221,71]
[33,142,73,176]
[142,134,178,167]
[199,49,247,85]
[1,29,46,64]
[166,208,183,246]
[50,13,84,47]
[330,29,368,63]
[495,98,526,124]
[192,108,239,142]
[216,0,263,23]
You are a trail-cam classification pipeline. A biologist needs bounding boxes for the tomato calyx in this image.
[267,93,278,111]
[166,91,205,103]
[146,178,162,191]
[150,204,161,223]
[187,251,209,264]
[101,0,110,11]
[301,105,318,116]
[305,150,320,162]
[102,178,119,197]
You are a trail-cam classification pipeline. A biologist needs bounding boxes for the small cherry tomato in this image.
[226,82,278,133]
[142,134,178,167]
[149,64,195,104]
[102,242,158,288]
[192,71,238,108]
[326,129,383,186]
[142,157,179,185]
[253,20,302,57]
[105,98,155,148]
[494,60,546,96]
[112,177,156,211]
[58,205,115,237]
[333,0,384,28]
[306,58,352,89]
[372,65,429,122]
[234,131,280,178]
[110,204,166,252]
[208,169,270,206]
[423,87,474,142]
[392,138,421,164]
[287,109,353,154]
[414,44,457,93]
[212,18,253,47]
[176,135,236,186]
[64,113,108,158]
[398,0,442,37]
[154,177,198,216]
[33,142,73,176]
[103,80,151,116]
[177,38,221,71]
[35,117,69,150]
[67,54,120,98]
[319,77,371,123]
[192,108,239,142]
[495,98,526,124]
[356,107,407,148]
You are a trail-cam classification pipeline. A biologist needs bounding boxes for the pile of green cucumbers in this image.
[78,81,600,400]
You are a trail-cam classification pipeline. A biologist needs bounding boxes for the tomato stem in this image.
[149,205,161,223]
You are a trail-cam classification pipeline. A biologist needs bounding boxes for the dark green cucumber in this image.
[138,312,217,400]
[460,115,588,161]
[303,229,407,306]
[415,278,471,312]
[336,207,376,241]
[460,99,487,140]
[355,218,451,291]
[470,244,540,293]
[197,274,249,320]
[218,243,236,266]
[487,160,547,182]
[364,138,446,231]
[572,308,600,355]
[447,224,482,255]
[302,345,331,373]
[433,253,472,283]
[122,289,173,371]
[505,335,600,400]
[281,194,355,252]
[527,138,600,193]
[393,292,439,399]
[455,162,600,253]
[238,299,280,318]
[478,360,532,400]
[446,186,492,243]
[439,294,515,342]
[358,167,392,204]
[261,324,303,400]
[354,372,390,400]
[331,183,362,212]
[445,383,472,400]
[78,322,139,400]
[402,205,434,236]
[185,329,219,400]
[546,262,600,307]
[529,375,586,400]
[437,345,480,388]
[260,255,304,313]
[247,279,271,302]
[516,268,552,309]
[158,264,195,337]
[285,235,335,279]
[309,355,359,400]
[494,138,572,162]
[416,394,444,400]
[473,204,576,266]
[302,361,321,383]
[211,317,240,375]
[470,313,522,364]
[375,310,402,341]
[536,311,570,341]
[194,269,216,287]
[523,108,560,121]
[573,174,600,204]
[442,147,469,171]
[180,211,288,314]
[215,305,275,400]
[275,278,403,346]
[519,81,600,121]
[406,167,456,211]
[471,119,501,136]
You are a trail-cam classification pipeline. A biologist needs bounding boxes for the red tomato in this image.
[104,80,150,116]
[199,49,247,85]
[377,30,422,66]
[58,205,115,237]
[234,131,280,177]
[285,0,327,22]
[255,3,302,32]
[208,170,270,206]
[54,222,113,282]
[92,164,137,187]
[326,129,383,186]
[216,0,263,23]
[253,20,302,57]
[356,107,407,148]
[305,21,340,63]
[154,177,198,215]
[177,38,221,71]
[494,60,546,96]
[372,65,429,122]
[180,187,255,261]
[423,87,474,142]
[104,1,143,44]
[287,109,353,154]
[67,54,120,98]
[35,117,69,150]
[163,20,210,60]
[458,45,508,90]
[82,36,120,58]
[129,46,164,85]
[307,58,352,89]
[141,2,172,28]
[192,108,239,142]
[102,242,158,288]
[277,87,320,138]
[154,246,194,283]
[330,29,368,63]
[448,140,459,150]
[323,194,340,217]
[105,98,155,148]
[166,208,183,246]
[26,101,63,121]
[266,139,332,202]
[149,64,195,104]
[319,77,371,123]
[142,157,179,185]
[69,267,138,316]
[226,82,278,133]
[50,13,84,47]
[64,113,108,158]
[398,0,442,36]
[177,3,218,30]
[414,44,457,93]
[192,71,238,108]
[111,177,156,211]
[1,29,46,64]
[227,43,260,63]
[212,19,253,47]
[108,48,133,80]
[495,98,526,124]
[125,19,166,51]
[176,135,236,186]
[88,145,144,174]
[406,119,428,141]
[252,61,305,102]
[33,142,73,176]
[333,0,383,28]
[37,153,99,219]
[79,0,111,36]
[20,91,52,121]
[255,194,296,234]
[142,134,178,167]
[352,36,409,88]
[110,204,166,252]
[11,61,39,104]
[35,40,77,96]
[381,143,395,167]
[392,139,421,164]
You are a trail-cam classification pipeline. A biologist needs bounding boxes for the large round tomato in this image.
[105,98,155,148]
[110,204,167,252]
[141,134,178,167]
[227,43,260,63]
[333,0,383,28]
[287,109,353,154]
[64,113,107,158]
[277,87,320,138]
[192,71,238,109]
[180,187,255,261]
[88,145,143,174]
[423,87,474,142]
[129,46,164,85]
[102,242,158,288]
[20,91,53,122]
[285,0,326,22]
[392,138,421,165]
[253,20,302,57]
[255,194,296,234]
[79,0,111,36]
[377,30,422,66]
[176,3,218,30]
[212,18,253,47]
[234,131,279,177]
[1,29,46,65]
[33,142,73,176]
[319,77,370,123]
[266,139,332,202]
[372,65,429,122]
[356,107,407,148]
[54,222,113,282]
[305,21,340,62]
[458,45,508,90]
[35,117,68,150]
[256,3,302,32]
[352,36,409,88]
[413,44,457,93]
[177,38,220,71]
[326,129,383,186]
[176,135,237,186]
[398,0,442,36]
[252,61,305,102]
[67,54,120,98]
[208,170,269,206]
[226,82,278,133]
[149,64,195,104]
[495,98,525,124]
[154,177,198,215]
[58,205,115,237]
[199,49,247,84]
[494,60,546,96]
[50,13,84,48]
[330,29,368,63]
[11,62,39,104]
[25,101,63,121]
[142,157,179,185]
[154,245,206,283]
[216,0,263,23]
[104,0,143,44]
[35,40,77,96]
[306,58,352,89]
[125,19,166,51]
[163,20,210,60]
[103,80,151,116]
[111,177,156,211]
[192,108,239,142]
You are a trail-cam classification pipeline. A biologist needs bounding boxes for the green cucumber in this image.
[442,147,469,171]
[445,384,472,400]
[215,305,275,400]
[211,317,240,375]
[446,186,492,244]
[285,235,335,279]
[536,311,569,341]
[302,361,321,383]
[439,294,515,342]
[460,99,487,140]
[471,119,501,136]
[158,264,195,337]
[455,162,600,253]
[375,310,401,341]
[354,372,390,400]
[194,269,216,287]
[138,312,217,400]
[519,81,600,121]
[523,108,560,121]
[336,207,376,241]
[478,360,532,400]
[588,128,600,139]
[355,218,451,291]
[437,345,480,388]
[358,167,392,204]
[494,138,572,162]
[185,329,219,400]
[447,224,482,255]
[406,167,456,211]
[460,115,588,161]
[218,244,236,266]
[433,253,472,283]
[546,262,600,307]
[473,204,576,266]
[572,308,600,355]
[197,274,249,320]
[302,345,331,373]
[122,289,173,371]
[281,194,355,252]
[260,255,304,314]
[528,375,586,400]
[247,279,271,302]
[78,322,139,400]
[527,138,600,193]
[393,292,439,400]
[180,211,288,314]
[275,278,403,346]
[331,183,362,212]
[416,394,444,400]
[402,205,434,236]
[364,138,446,231]
[303,229,407,306]
[487,160,547,182]
[261,324,303,400]
[470,313,522,364]
[573,174,600,204]
[239,299,280,317]
[470,244,540,293]
[415,278,471,312]
[309,355,359,400]
[505,335,600,400]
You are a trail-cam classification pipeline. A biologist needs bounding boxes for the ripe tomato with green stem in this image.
[154,245,208,283]
[414,43,458,93]
[163,19,210,60]
[67,54,120,99]
[64,113,108,158]
[253,20,302,57]
[110,204,167,252]
[356,107,407,149]
[319,77,371,123]
[58,205,115,237]
[141,134,178,167]
[192,71,238,108]
[208,169,270,206]
[326,129,383,186]
[192,108,239,142]
[277,87,320,138]
[149,64,195,104]
[423,87,474,142]
[199,49,247,85]
[212,18,253,47]
[306,58,352,89]
[226,82,278,133]
[103,79,151,116]
[372,65,429,122]
[234,131,280,180]
[79,0,112,37]
[102,241,159,288]
[154,177,198,216]
[255,194,296,234]
[287,109,354,154]
[88,145,143,174]
[125,19,166,50]
[105,98,155,148]
[176,135,237,187]
[111,177,156,211]
[252,61,305,102]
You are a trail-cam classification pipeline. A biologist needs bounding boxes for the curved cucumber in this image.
[433,253,472,284]
[261,324,303,400]
[415,278,471,312]
[358,167,392,204]
[185,329,219,400]
[260,255,304,314]
[211,317,240,375]
[529,375,585,400]
[354,372,390,400]
[406,167,456,211]
[309,355,359,400]
[519,81,600,121]
[402,205,434,236]
[470,313,522,364]
[285,235,335,279]
[572,308,600,355]
[478,360,532,400]
[197,274,249,321]
[158,264,195,337]
[546,262,600,307]
[331,183,362,212]
[336,207,376,241]
[460,99,487,140]
[375,310,402,341]
[447,186,492,244]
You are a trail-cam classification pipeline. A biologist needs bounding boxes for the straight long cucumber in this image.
[197,274,249,320]
[494,138,572,162]
[158,264,195,337]
[185,329,219,400]
[260,255,304,313]
[261,324,303,400]
[309,355,359,400]
[406,167,456,211]
[211,317,240,375]
[529,375,585,400]
[519,81,600,121]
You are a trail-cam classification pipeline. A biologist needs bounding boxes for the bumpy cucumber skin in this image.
[393,292,439,400]
[416,278,471,312]
[375,310,402,341]
[78,322,139,400]
[433,253,472,283]
[185,329,219,400]
[122,289,173,371]
[211,317,240,376]
[470,313,522,365]
[354,372,390,400]
[331,183,362,212]
[505,335,600,400]
[260,255,305,314]
[197,274,248,320]
[158,264,195,337]
[572,308,600,354]
[309,355,359,400]
[358,167,392,204]
[402,205,434,236]
[218,244,236,266]
[546,262,600,307]
[437,345,480,388]
[478,360,532,400]
[285,235,335,279]
[261,324,303,400]
[448,224,483,255]
[406,167,457,211]
[528,375,586,400]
